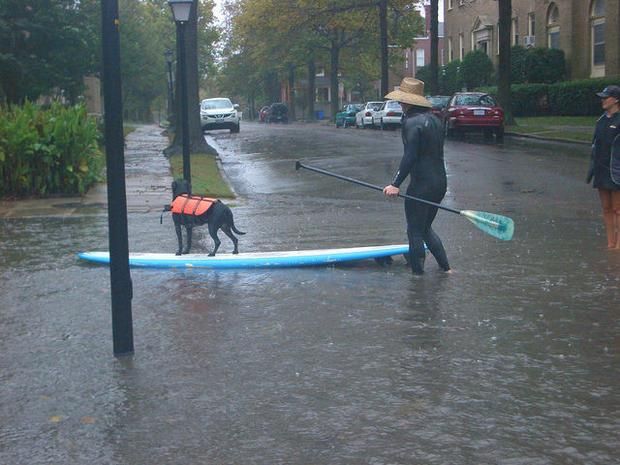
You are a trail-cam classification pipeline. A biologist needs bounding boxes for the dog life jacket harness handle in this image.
[160,194,218,224]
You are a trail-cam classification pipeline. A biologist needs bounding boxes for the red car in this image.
[443,92,504,141]
[258,106,270,123]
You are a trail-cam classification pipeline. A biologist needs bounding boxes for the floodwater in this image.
[1,123,618,465]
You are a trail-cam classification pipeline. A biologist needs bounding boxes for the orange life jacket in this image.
[170,194,217,216]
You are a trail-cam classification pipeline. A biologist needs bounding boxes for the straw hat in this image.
[385,77,432,108]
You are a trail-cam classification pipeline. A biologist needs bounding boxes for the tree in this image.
[497,0,514,125]
[166,0,218,156]
[429,0,439,94]
[0,0,98,104]
[460,50,493,90]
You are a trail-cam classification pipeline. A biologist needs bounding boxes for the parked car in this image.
[372,100,403,129]
[258,106,270,123]
[266,103,288,123]
[427,95,451,123]
[200,97,240,133]
[355,101,383,128]
[443,92,504,141]
[335,104,364,128]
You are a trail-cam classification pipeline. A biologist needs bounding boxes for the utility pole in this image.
[497,0,514,125]
[100,0,134,356]
[429,0,439,94]
[379,0,388,97]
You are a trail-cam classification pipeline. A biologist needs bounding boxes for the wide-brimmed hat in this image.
[596,85,620,99]
[385,78,432,108]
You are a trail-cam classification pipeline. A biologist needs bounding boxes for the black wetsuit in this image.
[589,112,620,190]
[391,108,450,274]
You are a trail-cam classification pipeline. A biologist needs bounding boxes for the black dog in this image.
[168,179,245,256]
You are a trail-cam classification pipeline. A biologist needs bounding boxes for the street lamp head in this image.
[168,0,193,23]
[164,49,174,64]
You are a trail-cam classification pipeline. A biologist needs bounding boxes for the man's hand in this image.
[383,185,400,197]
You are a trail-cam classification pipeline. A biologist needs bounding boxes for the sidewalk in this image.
[0,125,172,219]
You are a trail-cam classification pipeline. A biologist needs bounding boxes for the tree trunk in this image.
[379,0,388,97]
[330,37,340,121]
[429,0,439,94]
[165,1,215,156]
[307,60,316,121]
[288,64,296,121]
[497,0,514,125]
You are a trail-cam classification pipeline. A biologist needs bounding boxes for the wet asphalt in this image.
[0,122,618,465]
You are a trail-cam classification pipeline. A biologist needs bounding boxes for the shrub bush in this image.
[477,77,619,116]
[524,48,566,83]
[0,102,103,197]
[460,50,494,90]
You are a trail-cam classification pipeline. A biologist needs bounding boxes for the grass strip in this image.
[507,116,597,143]
[169,153,235,198]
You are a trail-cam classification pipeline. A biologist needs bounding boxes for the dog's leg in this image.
[175,222,183,256]
[221,225,239,254]
[183,224,193,254]
[208,223,221,256]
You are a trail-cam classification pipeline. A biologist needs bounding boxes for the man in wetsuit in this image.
[382,78,450,275]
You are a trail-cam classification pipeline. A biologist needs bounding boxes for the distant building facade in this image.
[443,0,620,79]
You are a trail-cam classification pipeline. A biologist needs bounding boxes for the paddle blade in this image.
[460,210,514,241]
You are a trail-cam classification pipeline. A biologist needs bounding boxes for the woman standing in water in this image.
[588,85,620,249]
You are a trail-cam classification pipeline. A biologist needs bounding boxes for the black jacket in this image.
[391,110,447,200]
[588,111,620,189]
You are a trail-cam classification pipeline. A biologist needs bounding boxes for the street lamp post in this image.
[168,0,193,189]
[164,49,175,131]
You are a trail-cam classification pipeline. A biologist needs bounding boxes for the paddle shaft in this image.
[296,161,461,215]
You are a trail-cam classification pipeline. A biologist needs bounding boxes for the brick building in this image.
[443,0,620,79]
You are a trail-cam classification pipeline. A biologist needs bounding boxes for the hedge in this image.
[477,77,619,116]
[0,102,103,197]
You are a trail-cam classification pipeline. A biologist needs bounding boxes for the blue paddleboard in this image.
[78,244,409,269]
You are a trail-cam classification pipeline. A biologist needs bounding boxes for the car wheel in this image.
[230,124,240,133]
[444,121,454,139]
[496,126,504,143]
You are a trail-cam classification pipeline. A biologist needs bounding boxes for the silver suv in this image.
[200,98,240,133]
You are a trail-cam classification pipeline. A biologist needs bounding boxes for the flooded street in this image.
[1,123,619,464]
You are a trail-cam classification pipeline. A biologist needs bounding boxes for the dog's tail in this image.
[160,204,171,224]
[231,220,246,235]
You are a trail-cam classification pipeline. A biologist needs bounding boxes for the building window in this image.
[459,33,464,60]
[512,18,519,46]
[528,13,535,36]
[315,67,325,77]
[547,3,560,49]
[416,48,425,68]
[448,37,453,61]
[315,88,328,102]
[590,0,606,76]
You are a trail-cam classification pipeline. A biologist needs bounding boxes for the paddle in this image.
[295,161,514,241]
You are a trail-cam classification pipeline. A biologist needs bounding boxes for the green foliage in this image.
[477,77,618,117]
[510,46,528,84]
[0,0,99,104]
[0,103,103,196]
[439,60,463,95]
[523,47,566,84]
[460,50,494,90]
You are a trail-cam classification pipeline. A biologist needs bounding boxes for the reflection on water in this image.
[1,127,619,464]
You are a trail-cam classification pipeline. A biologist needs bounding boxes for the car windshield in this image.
[453,94,496,107]
[386,101,401,109]
[428,96,450,107]
[201,99,233,110]
[368,102,382,111]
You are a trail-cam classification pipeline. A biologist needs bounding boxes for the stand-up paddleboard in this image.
[78,244,409,269]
